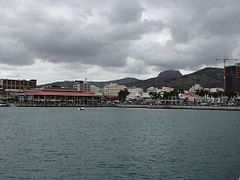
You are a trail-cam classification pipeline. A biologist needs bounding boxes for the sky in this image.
[0,0,240,84]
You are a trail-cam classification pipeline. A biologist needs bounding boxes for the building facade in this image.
[126,87,143,100]
[189,84,203,93]
[225,63,240,94]
[18,88,102,106]
[90,85,101,93]
[0,79,37,90]
[0,79,37,96]
[103,83,127,97]
[73,80,90,92]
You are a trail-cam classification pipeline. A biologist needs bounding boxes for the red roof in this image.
[24,89,100,97]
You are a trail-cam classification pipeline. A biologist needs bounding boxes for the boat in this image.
[78,107,85,111]
[0,103,8,107]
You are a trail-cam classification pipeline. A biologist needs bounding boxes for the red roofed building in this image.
[18,88,103,106]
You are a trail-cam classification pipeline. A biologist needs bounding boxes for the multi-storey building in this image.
[90,85,101,93]
[225,63,240,94]
[103,83,127,97]
[73,80,90,92]
[126,87,143,100]
[0,79,37,90]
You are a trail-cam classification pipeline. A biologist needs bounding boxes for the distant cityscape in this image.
[0,63,240,107]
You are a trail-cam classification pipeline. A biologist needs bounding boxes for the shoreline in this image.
[4,103,240,111]
[116,104,240,111]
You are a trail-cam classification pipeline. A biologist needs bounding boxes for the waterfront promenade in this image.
[116,104,240,111]
[11,102,240,111]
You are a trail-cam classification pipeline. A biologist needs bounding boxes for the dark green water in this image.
[0,107,240,179]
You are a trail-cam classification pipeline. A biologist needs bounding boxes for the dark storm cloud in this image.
[0,0,240,75]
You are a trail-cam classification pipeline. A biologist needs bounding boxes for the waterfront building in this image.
[18,88,102,106]
[0,78,37,96]
[141,92,151,99]
[209,88,224,93]
[103,83,127,97]
[126,87,143,100]
[146,87,159,94]
[90,85,101,93]
[179,92,200,102]
[225,63,240,94]
[73,80,90,92]
[189,84,203,92]
[0,78,37,90]
[159,87,174,93]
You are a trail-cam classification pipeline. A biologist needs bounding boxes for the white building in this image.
[90,85,101,93]
[159,87,174,93]
[147,87,159,93]
[103,83,127,97]
[73,80,90,92]
[142,92,151,99]
[126,87,143,100]
[189,84,203,92]
[209,88,224,93]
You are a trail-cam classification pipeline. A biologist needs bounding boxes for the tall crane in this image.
[216,58,238,67]
[216,58,240,94]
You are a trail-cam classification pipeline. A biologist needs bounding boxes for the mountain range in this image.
[40,67,224,90]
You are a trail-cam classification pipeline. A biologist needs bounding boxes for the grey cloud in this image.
[0,0,163,68]
[0,0,240,80]
[132,0,240,71]
[108,0,144,24]
[107,20,163,41]
[0,37,33,65]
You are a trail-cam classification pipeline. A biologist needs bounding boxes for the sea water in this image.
[0,107,240,179]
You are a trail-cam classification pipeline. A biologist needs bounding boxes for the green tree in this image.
[149,92,159,99]
[118,88,130,102]
[226,91,237,99]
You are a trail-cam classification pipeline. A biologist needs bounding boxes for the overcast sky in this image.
[0,0,240,84]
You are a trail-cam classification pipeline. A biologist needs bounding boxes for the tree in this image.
[210,91,223,98]
[118,88,130,102]
[149,92,159,99]
[196,89,208,97]
[226,91,237,99]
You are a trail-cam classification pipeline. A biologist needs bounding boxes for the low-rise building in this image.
[179,92,200,102]
[209,88,224,93]
[189,84,203,92]
[159,86,174,93]
[146,87,159,94]
[90,85,101,93]
[103,83,127,97]
[18,88,102,106]
[142,92,151,99]
[73,80,90,92]
[126,87,143,100]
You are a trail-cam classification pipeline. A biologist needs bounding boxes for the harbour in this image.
[1,1,240,179]
[116,104,240,111]
[0,107,240,179]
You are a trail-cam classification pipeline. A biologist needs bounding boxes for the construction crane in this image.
[216,58,239,67]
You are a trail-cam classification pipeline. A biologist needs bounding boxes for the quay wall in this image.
[7,103,240,111]
[116,104,240,111]
[15,103,116,107]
